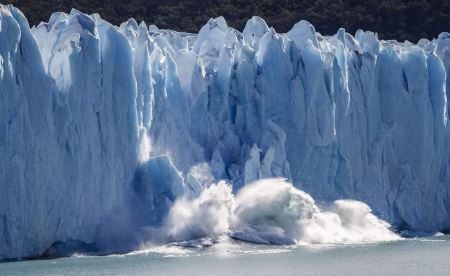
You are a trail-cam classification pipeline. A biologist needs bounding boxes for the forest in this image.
[3,0,450,42]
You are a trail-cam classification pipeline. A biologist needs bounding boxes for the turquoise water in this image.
[2,236,450,275]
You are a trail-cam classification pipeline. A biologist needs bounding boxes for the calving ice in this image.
[0,4,449,260]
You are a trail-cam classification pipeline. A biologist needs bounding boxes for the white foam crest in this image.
[158,177,400,246]
[232,178,400,244]
[126,245,192,256]
[163,181,234,241]
[232,178,318,244]
[299,200,400,244]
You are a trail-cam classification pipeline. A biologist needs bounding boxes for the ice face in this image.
[0,4,449,259]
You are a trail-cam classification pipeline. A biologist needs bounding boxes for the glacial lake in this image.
[1,235,449,275]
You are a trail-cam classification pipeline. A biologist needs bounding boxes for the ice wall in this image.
[0,6,139,259]
[0,5,450,259]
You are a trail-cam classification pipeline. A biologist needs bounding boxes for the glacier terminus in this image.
[0,4,450,260]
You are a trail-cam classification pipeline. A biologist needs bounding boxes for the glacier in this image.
[0,4,450,259]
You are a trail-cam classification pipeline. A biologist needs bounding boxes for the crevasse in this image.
[0,5,449,259]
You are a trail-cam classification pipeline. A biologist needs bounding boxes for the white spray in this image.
[156,178,400,246]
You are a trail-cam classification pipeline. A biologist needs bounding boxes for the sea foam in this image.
[159,178,400,246]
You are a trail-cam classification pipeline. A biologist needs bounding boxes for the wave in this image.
[144,178,401,248]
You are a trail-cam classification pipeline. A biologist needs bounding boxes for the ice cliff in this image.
[0,5,449,259]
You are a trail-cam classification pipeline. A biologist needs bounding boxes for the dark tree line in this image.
[3,0,450,42]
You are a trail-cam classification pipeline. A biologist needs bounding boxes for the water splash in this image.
[155,178,400,246]
[163,181,234,242]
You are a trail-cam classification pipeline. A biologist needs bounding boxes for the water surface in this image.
[2,236,449,275]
